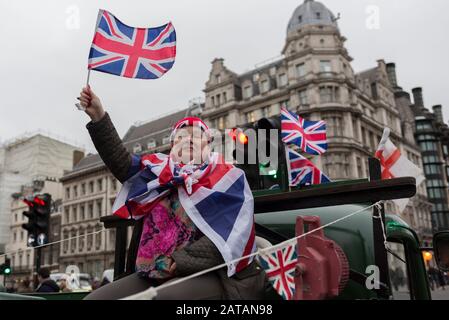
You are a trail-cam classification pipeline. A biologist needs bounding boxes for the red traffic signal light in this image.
[229,128,248,145]
[33,196,46,206]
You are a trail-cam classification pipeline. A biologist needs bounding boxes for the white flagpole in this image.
[285,145,292,191]
[75,9,103,111]
[75,69,92,111]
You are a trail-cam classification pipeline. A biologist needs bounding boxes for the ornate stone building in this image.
[201,0,433,242]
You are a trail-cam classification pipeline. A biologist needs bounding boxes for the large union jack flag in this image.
[257,243,298,300]
[112,152,256,277]
[88,9,176,79]
[281,107,328,155]
[286,147,331,187]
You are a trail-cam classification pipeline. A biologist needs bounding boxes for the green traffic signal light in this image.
[0,258,11,275]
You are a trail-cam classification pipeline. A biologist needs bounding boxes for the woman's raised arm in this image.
[78,86,132,183]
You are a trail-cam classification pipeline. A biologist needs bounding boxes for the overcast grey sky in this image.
[1,0,448,153]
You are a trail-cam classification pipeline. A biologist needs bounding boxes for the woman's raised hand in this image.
[78,86,105,122]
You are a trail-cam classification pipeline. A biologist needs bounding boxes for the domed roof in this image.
[287,0,338,34]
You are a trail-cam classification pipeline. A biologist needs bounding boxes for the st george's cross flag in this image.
[88,9,176,79]
[257,243,298,300]
[286,147,331,187]
[281,107,328,155]
[375,128,425,212]
[112,152,256,277]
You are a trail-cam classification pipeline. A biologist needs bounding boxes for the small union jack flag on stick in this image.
[257,243,298,300]
[88,9,176,79]
[281,107,328,155]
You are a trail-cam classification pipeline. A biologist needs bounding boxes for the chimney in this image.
[412,87,424,108]
[433,105,444,123]
[73,150,85,167]
[386,63,399,88]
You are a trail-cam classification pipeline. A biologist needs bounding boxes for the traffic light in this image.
[0,258,11,275]
[230,125,260,189]
[256,116,288,191]
[22,193,52,247]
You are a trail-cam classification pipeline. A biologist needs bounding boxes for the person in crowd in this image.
[35,268,60,293]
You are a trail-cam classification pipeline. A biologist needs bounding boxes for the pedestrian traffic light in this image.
[0,258,11,275]
[22,193,52,247]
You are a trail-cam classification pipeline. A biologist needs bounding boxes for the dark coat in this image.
[36,279,60,293]
[86,112,268,299]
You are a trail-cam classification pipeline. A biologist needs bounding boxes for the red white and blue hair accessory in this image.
[170,117,211,142]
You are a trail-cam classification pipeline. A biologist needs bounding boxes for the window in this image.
[14,213,18,223]
[260,80,269,93]
[322,153,350,179]
[243,85,252,99]
[65,187,70,199]
[387,242,411,300]
[162,135,171,145]
[20,231,24,241]
[13,231,17,243]
[73,186,78,198]
[424,164,442,175]
[87,227,93,251]
[428,187,445,199]
[147,140,156,149]
[70,230,77,253]
[417,134,437,142]
[80,205,85,221]
[96,200,102,217]
[211,96,215,106]
[95,226,102,250]
[298,89,308,105]
[88,203,94,219]
[278,73,287,87]
[216,94,221,105]
[419,141,438,152]
[298,15,302,23]
[64,208,69,224]
[81,183,86,195]
[426,179,444,188]
[323,113,343,137]
[416,122,432,131]
[97,179,103,192]
[296,63,306,78]
[319,86,339,103]
[316,12,321,19]
[89,181,94,193]
[216,117,225,130]
[215,74,221,83]
[72,206,77,222]
[63,230,69,253]
[223,92,227,103]
[133,143,142,153]
[352,119,359,141]
[79,229,85,252]
[262,106,271,118]
[320,60,332,73]
[112,179,117,191]
[245,111,256,123]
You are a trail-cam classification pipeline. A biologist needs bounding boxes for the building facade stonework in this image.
[201,0,433,242]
